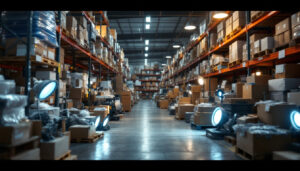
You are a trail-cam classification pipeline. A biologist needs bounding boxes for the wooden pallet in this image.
[228,59,242,68]
[56,150,71,160]
[0,136,39,160]
[224,136,236,146]
[0,55,59,67]
[252,49,273,59]
[71,132,104,143]
[235,146,269,160]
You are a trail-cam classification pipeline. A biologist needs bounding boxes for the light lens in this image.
[103,117,109,127]
[218,91,223,97]
[290,111,300,130]
[95,116,101,128]
[173,45,180,48]
[184,25,196,30]
[39,82,57,100]
[212,107,223,126]
[213,12,228,19]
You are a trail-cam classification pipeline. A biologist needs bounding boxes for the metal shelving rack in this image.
[0,11,124,114]
[162,11,300,87]
[134,68,161,93]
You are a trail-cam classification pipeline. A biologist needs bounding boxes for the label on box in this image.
[278,49,285,59]
[275,64,284,74]
[35,55,42,62]
[243,62,246,67]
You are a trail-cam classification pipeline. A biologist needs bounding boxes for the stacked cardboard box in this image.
[177,104,194,119]
[66,16,77,39]
[69,88,83,108]
[268,78,300,102]
[232,11,245,32]
[242,74,270,101]
[159,99,169,109]
[191,85,201,104]
[274,18,291,48]
[40,135,70,160]
[191,105,215,126]
[203,78,218,97]
[217,21,225,42]
[210,32,217,49]
[229,40,245,64]
[225,15,233,38]
[291,12,300,40]
[121,91,131,112]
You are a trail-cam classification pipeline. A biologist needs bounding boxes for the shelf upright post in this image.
[55,11,61,107]
[25,11,33,116]
[87,12,92,108]
[246,11,251,76]
[207,30,213,102]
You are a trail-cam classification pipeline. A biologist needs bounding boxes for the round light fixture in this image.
[173,45,180,48]
[290,110,300,130]
[184,25,196,30]
[198,77,204,85]
[213,12,228,19]
[211,107,228,127]
[33,80,58,101]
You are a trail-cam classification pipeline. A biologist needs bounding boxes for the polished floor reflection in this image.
[70,100,241,160]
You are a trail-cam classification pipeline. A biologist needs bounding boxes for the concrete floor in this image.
[70,100,241,160]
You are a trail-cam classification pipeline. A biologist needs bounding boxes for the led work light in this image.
[33,80,58,101]
[290,110,300,130]
[211,107,229,127]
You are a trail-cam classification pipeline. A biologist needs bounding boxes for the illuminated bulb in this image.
[103,117,109,127]
[256,71,262,76]
[212,108,222,126]
[173,45,180,48]
[290,111,300,130]
[184,25,196,30]
[39,82,57,100]
[198,77,204,85]
[213,12,228,19]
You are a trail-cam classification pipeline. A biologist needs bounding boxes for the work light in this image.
[103,116,109,127]
[33,80,57,101]
[215,88,225,101]
[290,110,300,130]
[211,107,228,127]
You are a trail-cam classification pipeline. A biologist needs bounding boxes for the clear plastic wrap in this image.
[3,11,58,47]
[233,123,290,138]
[100,81,112,89]
[0,80,16,94]
[0,95,27,126]
[79,110,90,117]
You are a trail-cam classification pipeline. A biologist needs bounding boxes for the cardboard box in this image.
[260,36,274,51]
[173,88,179,96]
[275,30,291,48]
[237,114,258,124]
[257,102,297,128]
[287,91,300,106]
[110,29,117,41]
[199,98,209,103]
[40,135,70,160]
[178,97,191,104]
[242,84,268,100]
[69,125,96,139]
[76,16,87,29]
[225,16,232,36]
[36,71,56,80]
[47,46,56,60]
[275,64,300,79]
[192,112,212,125]
[69,88,83,99]
[229,40,245,63]
[273,151,300,160]
[66,99,73,109]
[250,33,269,44]
[232,17,246,31]
[121,93,131,112]
[191,85,202,92]
[159,99,169,109]
[4,37,45,56]
[177,104,195,119]
[236,130,292,158]
[270,91,288,102]
[96,25,108,39]
[232,11,245,22]
[0,122,32,145]
[66,16,77,38]
[204,78,218,92]
[246,75,271,85]
[232,82,244,97]
[191,92,200,104]
[275,18,291,35]
[92,108,109,120]
[291,12,300,28]
[10,148,40,160]
[217,21,225,33]
[210,32,217,48]
[268,78,300,91]
[30,120,42,138]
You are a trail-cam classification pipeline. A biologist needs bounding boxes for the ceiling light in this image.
[146,16,151,23]
[173,45,180,48]
[145,40,149,45]
[162,64,166,66]
[145,47,149,51]
[184,22,196,30]
[213,11,228,19]
[145,24,150,29]
[166,56,171,59]
[145,53,148,57]
[145,59,148,65]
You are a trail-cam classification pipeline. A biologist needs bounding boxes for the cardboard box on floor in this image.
[257,102,297,129]
[121,91,131,112]
[159,99,169,109]
[236,130,292,159]
[0,122,32,145]
[177,104,195,119]
[69,125,96,139]
[40,135,70,160]
[192,112,213,126]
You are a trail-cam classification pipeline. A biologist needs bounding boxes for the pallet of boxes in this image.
[190,103,216,130]
[176,96,194,120]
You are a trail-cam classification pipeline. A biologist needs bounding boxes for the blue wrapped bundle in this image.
[3,11,58,47]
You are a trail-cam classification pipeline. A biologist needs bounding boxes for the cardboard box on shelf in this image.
[242,84,268,100]
[232,16,246,31]
[260,36,274,51]
[96,25,108,39]
[253,39,260,54]
[0,122,32,145]
[36,71,56,80]
[287,91,300,106]
[204,78,218,92]
[275,64,300,79]
[66,16,77,38]
[225,16,232,36]
[217,21,225,33]
[246,75,271,85]
[291,12,300,28]
[250,33,270,44]
[66,99,73,109]
[178,97,191,104]
[40,135,70,160]
[5,37,45,57]
[229,40,245,63]
[257,102,297,128]
[47,46,56,60]
[69,88,83,99]
[236,129,292,159]
[268,78,300,91]
[275,18,291,35]
[232,82,244,98]
[274,30,291,48]
[159,99,169,109]
[177,104,195,119]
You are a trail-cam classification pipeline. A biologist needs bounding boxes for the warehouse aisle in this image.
[70,100,241,160]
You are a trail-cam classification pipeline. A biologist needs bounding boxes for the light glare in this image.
[213,12,228,19]
[39,82,56,100]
